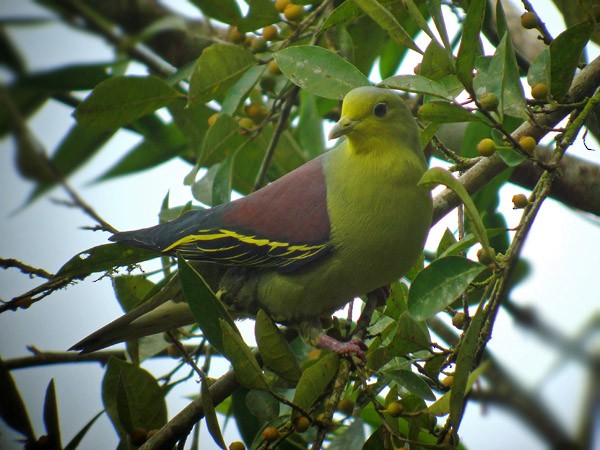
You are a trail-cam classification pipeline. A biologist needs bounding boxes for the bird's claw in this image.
[317,334,367,361]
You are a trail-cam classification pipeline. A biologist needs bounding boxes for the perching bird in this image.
[71,86,433,356]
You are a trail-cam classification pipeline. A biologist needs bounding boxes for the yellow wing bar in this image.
[163,228,331,271]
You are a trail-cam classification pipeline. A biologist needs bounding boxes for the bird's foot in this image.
[317,333,367,361]
[368,285,391,306]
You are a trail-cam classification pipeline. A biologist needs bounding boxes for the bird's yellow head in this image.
[329,86,420,155]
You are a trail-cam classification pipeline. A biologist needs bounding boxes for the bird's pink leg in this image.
[316,333,367,360]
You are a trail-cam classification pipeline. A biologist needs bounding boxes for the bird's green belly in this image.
[255,185,432,323]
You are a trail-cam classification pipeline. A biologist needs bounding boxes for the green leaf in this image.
[56,243,158,279]
[428,361,489,416]
[274,46,369,99]
[13,122,55,183]
[437,229,507,259]
[473,34,527,121]
[386,370,435,401]
[292,353,340,420]
[95,122,186,182]
[64,411,104,450]
[496,146,526,166]
[426,0,451,52]
[255,310,303,382]
[0,86,48,138]
[527,48,550,88]
[381,75,453,100]
[0,357,34,439]
[74,76,182,130]
[321,1,365,31]
[419,40,455,81]
[232,389,262,445]
[199,113,246,167]
[549,21,594,101]
[101,358,167,437]
[115,374,134,433]
[352,0,422,54]
[28,124,114,203]
[190,0,242,26]
[169,98,213,152]
[418,101,483,123]
[238,0,280,32]
[43,380,62,450]
[436,228,457,258]
[113,275,156,313]
[456,0,486,89]
[328,418,365,450]
[295,91,325,159]
[201,370,227,450]
[388,311,431,356]
[20,62,116,91]
[245,389,280,422]
[188,43,255,106]
[408,256,486,320]
[449,305,487,430]
[221,319,270,391]
[398,0,438,48]
[419,167,492,253]
[419,122,441,149]
[212,154,235,206]
[178,256,236,355]
[494,0,508,41]
[221,65,266,115]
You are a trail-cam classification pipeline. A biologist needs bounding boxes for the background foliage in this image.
[1,0,599,449]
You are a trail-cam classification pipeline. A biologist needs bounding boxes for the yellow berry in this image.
[442,376,454,387]
[292,416,310,433]
[250,37,268,53]
[275,0,291,13]
[228,26,246,44]
[476,138,496,157]
[229,441,246,450]
[479,92,499,111]
[383,401,404,417]
[520,12,539,29]
[519,136,537,154]
[476,248,494,266]
[239,117,256,132]
[207,113,219,127]
[268,59,282,75]
[531,83,549,100]
[452,312,466,329]
[129,428,148,446]
[307,348,321,360]
[261,426,280,442]
[337,398,355,415]
[262,25,279,41]
[284,4,305,22]
[245,103,269,123]
[259,74,276,92]
[512,194,529,209]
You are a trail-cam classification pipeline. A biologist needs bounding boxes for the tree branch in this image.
[432,54,600,225]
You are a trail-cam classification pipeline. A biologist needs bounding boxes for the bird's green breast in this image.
[254,139,432,323]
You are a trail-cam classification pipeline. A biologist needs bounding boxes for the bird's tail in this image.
[70,261,224,353]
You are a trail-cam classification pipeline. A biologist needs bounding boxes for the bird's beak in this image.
[329,116,360,140]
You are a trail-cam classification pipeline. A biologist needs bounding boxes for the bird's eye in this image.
[373,102,387,117]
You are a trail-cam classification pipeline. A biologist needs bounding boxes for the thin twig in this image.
[0,258,54,280]
[253,85,300,190]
